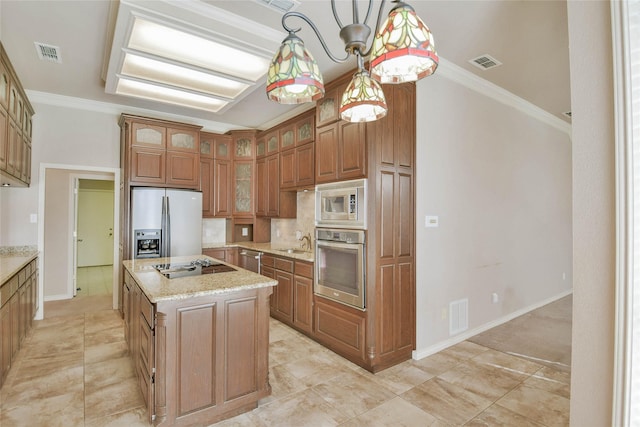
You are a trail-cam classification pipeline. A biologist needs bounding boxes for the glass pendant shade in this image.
[266,33,325,104]
[369,3,439,83]
[339,70,387,122]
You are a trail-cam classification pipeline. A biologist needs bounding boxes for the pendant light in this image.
[266,0,438,122]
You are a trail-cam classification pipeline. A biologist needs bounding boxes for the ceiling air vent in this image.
[256,0,300,14]
[34,42,62,63]
[563,111,572,119]
[469,54,502,70]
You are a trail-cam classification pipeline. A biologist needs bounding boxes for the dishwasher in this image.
[238,249,263,274]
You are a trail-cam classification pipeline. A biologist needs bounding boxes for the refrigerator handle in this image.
[161,196,171,258]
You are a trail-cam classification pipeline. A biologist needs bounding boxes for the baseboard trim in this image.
[412,289,573,360]
[44,293,73,302]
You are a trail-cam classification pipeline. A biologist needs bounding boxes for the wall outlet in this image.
[425,215,439,228]
[29,214,37,223]
[242,227,248,237]
[492,292,499,303]
[441,307,447,320]
[562,272,566,281]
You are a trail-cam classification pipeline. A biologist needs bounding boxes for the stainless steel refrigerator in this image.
[131,187,202,259]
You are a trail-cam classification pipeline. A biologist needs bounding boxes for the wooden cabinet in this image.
[0,257,38,388]
[229,132,256,219]
[315,120,366,184]
[121,115,201,189]
[266,254,314,335]
[0,42,34,187]
[280,142,315,190]
[293,261,313,334]
[123,266,272,426]
[202,247,237,265]
[212,135,233,218]
[200,158,214,217]
[313,296,367,362]
[316,86,342,127]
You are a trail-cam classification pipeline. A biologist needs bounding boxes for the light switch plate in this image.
[425,215,439,228]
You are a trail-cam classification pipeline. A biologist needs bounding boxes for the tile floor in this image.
[0,270,571,426]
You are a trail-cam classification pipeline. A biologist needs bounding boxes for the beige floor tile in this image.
[1,389,85,427]
[1,365,84,410]
[84,376,145,421]
[524,366,571,399]
[84,356,137,393]
[311,370,397,419]
[259,363,308,405]
[249,388,347,426]
[409,349,467,376]
[401,377,491,425]
[279,352,356,388]
[366,361,435,395]
[471,348,543,375]
[85,340,129,365]
[85,406,150,427]
[495,383,570,427]
[208,412,259,427]
[437,354,537,401]
[340,396,439,427]
[467,403,546,427]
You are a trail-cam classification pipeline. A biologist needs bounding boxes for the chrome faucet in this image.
[299,232,312,252]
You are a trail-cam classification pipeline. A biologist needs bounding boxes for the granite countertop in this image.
[202,242,314,262]
[123,255,277,303]
[0,249,39,284]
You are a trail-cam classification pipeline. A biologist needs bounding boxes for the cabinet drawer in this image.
[0,276,18,307]
[261,254,275,268]
[295,261,313,279]
[17,268,27,287]
[274,257,294,273]
[140,292,154,328]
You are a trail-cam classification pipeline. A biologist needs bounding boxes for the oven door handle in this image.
[316,240,363,250]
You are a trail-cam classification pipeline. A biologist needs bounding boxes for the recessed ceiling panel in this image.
[128,18,271,82]
[120,53,250,99]
[116,78,228,112]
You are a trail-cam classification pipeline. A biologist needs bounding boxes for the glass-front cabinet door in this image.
[233,160,253,216]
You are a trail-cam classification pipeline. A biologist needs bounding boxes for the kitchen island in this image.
[122,255,276,426]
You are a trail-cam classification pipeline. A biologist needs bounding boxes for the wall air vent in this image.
[449,298,469,335]
[563,111,572,119]
[256,0,300,14]
[34,42,62,63]
[469,54,502,70]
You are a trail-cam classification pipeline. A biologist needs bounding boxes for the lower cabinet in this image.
[264,254,313,336]
[313,295,367,364]
[202,247,238,265]
[124,271,272,426]
[0,257,38,388]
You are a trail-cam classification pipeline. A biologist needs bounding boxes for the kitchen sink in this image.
[277,248,308,255]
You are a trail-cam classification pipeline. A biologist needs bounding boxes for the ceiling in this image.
[0,0,570,133]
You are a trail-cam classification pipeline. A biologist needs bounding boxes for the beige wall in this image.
[0,102,121,246]
[414,73,573,355]
[567,1,615,424]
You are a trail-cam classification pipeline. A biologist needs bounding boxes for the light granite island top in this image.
[122,254,277,303]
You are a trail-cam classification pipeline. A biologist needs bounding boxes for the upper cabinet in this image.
[0,42,34,187]
[314,76,366,185]
[120,115,202,190]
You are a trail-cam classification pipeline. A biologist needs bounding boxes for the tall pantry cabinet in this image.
[311,70,416,373]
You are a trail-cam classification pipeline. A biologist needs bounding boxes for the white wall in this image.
[414,72,573,355]
[567,1,615,424]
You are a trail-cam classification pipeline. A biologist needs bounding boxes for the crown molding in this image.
[25,90,244,133]
[434,57,572,136]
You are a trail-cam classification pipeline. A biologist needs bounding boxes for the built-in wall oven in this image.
[315,228,365,310]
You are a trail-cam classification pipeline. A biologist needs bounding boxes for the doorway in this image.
[37,164,120,319]
[73,178,115,299]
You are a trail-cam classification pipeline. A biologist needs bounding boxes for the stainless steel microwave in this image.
[315,179,367,229]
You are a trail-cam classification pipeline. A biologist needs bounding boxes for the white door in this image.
[77,188,115,266]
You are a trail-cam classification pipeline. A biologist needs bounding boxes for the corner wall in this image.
[567,1,615,424]
[414,71,573,355]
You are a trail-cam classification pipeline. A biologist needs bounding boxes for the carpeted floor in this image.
[468,294,572,373]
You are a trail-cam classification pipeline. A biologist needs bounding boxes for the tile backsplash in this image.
[202,218,227,245]
[271,191,315,246]
[202,191,316,246]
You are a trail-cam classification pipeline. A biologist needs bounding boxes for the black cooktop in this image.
[152,259,236,279]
